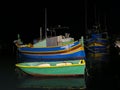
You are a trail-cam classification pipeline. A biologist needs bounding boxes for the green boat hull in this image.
[20,65,85,76]
[16,60,85,76]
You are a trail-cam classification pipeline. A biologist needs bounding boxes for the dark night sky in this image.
[1,0,120,42]
[1,1,120,89]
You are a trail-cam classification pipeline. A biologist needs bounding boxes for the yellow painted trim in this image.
[15,60,85,68]
[89,42,104,47]
[24,46,84,55]
[19,44,84,54]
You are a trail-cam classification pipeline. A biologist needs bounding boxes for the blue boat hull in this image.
[18,50,86,62]
[85,33,109,53]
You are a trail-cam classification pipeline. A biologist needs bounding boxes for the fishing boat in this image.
[85,24,109,53]
[15,59,85,77]
[14,8,86,61]
[14,34,86,61]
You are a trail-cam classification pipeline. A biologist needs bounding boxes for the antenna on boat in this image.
[40,27,42,40]
[45,8,47,39]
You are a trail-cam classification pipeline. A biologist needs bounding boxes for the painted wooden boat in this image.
[15,36,86,61]
[85,24,109,53]
[18,42,85,60]
[85,34,109,53]
[15,59,85,77]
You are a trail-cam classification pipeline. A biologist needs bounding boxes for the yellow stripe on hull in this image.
[20,44,84,54]
[89,42,103,47]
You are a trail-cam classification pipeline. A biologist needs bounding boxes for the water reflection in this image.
[85,52,120,89]
[16,72,86,89]
[86,52,110,75]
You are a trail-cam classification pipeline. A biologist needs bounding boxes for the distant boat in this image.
[114,37,120,55]
[85,24,109,53]
[115,39,120,48]
[15,59,85,77]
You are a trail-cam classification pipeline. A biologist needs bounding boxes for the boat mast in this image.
[94,3,100,33]
[104,15,109,39]
[94,4,97,25]
[84,0,87,35]
[104,15,107,31]
[45,8,47,39]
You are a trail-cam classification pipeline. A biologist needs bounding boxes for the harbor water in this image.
[0,44,120,90]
